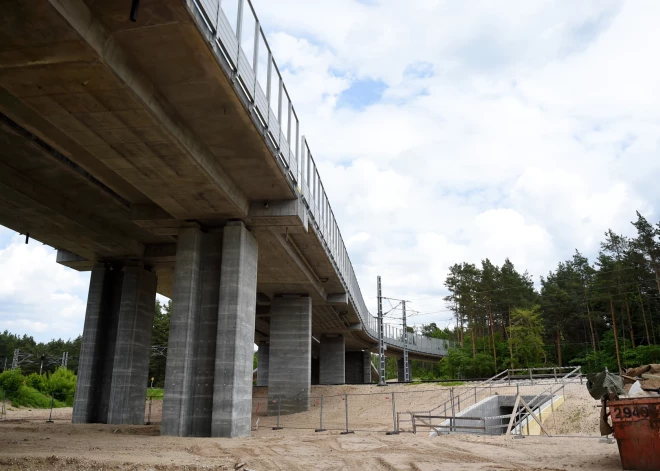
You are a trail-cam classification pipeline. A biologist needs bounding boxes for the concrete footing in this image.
[268,296,312,415]
[73,265,156,425]
[319,335,345,385]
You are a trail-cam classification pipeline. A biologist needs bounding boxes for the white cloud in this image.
[0,227,89,342]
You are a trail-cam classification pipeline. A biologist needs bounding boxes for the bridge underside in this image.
[0,0,443,437]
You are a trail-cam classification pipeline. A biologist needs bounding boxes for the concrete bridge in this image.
[0,0,450,437]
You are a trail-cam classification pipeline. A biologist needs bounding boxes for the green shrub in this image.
[0,369,24,396]
[25,372,47,393]
[12,385,65,408]
[46,368,76,405]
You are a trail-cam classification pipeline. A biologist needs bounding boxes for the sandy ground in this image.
[0,382,621,470]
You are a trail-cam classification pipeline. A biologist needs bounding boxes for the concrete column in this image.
[161,228,203,437]
[362,351,372,384]
[257,341,269,387]
[72,265,122,424]
[268,296,312,415]
[397,358,413,382]
[319,335,345,385]
[107,267,157,425]
[211,221,258,438]
[191,233,223,436]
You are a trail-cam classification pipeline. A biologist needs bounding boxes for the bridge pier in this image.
[257,341,269,386]
[319,335,345,385]
[268,296,312,415]
[345,351,372,384]
[73,265,156,425]
[161,222,258,438]
[211,222,258,438]
[397,359,413,382]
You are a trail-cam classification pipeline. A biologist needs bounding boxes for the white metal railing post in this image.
[265,50,272,125]
[235,0,244,65]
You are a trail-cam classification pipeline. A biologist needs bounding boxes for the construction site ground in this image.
[0,383,622,470]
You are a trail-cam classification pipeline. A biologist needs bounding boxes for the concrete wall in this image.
[345,351,371,384]
[257,342,269,387]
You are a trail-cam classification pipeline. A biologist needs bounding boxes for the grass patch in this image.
[146,388,164,399]
[436,381,464,387]
[10,386,66,408]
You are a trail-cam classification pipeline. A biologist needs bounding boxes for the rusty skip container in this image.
[609,397,660,470]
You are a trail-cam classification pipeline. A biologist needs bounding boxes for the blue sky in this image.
[2,0,660,341]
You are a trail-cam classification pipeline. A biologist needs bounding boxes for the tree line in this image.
[421,211,660,378]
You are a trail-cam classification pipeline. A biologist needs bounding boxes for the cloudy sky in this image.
[1,0,659,342]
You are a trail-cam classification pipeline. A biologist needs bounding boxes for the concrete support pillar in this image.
[72,265,122,424]
[191,233,223,436]
[161,227,203,437]
[319,335,345,385]
[211,221,258,438]
[345,351,371,384]
[362,351,372,384]
[162,228,224,437]
[73,264,157,425]
[268,296,312,415]
[107,267,157,425]
[397,358,413,382]
[257,341,269,387]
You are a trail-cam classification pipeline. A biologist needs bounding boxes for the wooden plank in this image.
[505,394,521,437]
[519,397,551,436]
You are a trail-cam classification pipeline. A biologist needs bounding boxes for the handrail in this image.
[189,0,450,356]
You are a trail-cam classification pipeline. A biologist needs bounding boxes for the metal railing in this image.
[188,0,449,356]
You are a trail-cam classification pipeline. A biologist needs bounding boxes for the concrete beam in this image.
[248,199,308,229]
[269,229,327,300]
[49,0,250,217]
[56,249,94,271]
[0,160,144,257]
[327,293,348,305]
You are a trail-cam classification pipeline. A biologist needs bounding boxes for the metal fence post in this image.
[529,368,533,385]
[516,383,520,398]
[272,397,283,430]
[386,392,399,435]
[46,395,54,423]
[315,396,326,432]
[553,367,557,383]
[340,394,354,434]
[507,369,511,385]
[474,387,477,404]
[450,388,456,433]
[579,366,583,384]
[146,397,153,425]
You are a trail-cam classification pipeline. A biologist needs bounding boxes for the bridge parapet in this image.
[188,0,450,357]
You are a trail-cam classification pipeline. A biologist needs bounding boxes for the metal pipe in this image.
[130,0,139,22]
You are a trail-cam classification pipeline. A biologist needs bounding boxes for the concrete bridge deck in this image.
[0,0,449,437]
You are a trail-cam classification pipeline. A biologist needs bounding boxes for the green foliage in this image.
[146,388,164,399]
[46,367,76,405]
[0,368,24,396]
[508,306,545,367]
[12,386,65,408]
[25,372,47,392]
[148,299,171,387]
